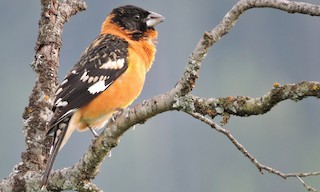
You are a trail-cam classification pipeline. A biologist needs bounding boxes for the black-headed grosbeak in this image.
[41,5,164,188]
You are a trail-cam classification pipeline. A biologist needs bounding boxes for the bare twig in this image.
[204,0,320,51]
[297,176,317,192]
[187,112,320,191]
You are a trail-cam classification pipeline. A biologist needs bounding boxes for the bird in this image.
[40,5,164,189]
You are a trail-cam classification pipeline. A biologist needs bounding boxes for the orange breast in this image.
[77,45,149,131]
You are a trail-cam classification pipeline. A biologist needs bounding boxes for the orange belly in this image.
[77,51,147,131]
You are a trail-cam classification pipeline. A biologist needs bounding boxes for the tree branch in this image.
[0,0,86,191]
[191,81,320,118]
[297,176,317,192]
[187,112,320,191]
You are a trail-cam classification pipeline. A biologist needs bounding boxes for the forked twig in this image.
[187,112,320,191]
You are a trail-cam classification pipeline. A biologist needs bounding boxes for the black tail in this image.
[40,121,68,189]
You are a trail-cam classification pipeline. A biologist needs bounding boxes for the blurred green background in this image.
[1,0,320,191]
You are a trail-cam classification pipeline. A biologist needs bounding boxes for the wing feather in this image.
[47,34,129,135]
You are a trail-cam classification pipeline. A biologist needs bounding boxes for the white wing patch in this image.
[80,70,89,82]
[80,70,109,84]
[55,98,68,107]
[61,79,68,86]
[55,87,63,95]
[88,80,113,94]
[99,58,125,70]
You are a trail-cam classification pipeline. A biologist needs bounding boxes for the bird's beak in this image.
[146,11,165,27]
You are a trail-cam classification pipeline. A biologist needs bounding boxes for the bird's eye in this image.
[133,14,140,21]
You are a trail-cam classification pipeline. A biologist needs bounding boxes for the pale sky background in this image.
[1,0,320,191]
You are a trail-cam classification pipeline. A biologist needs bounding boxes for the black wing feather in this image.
[47,34,129,134]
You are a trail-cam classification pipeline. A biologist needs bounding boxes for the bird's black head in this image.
[110,5,164,40]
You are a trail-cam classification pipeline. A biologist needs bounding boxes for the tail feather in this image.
[40,120,69,189]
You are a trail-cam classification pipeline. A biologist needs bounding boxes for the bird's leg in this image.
[89,126,99,137]
[101,108,125,133]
